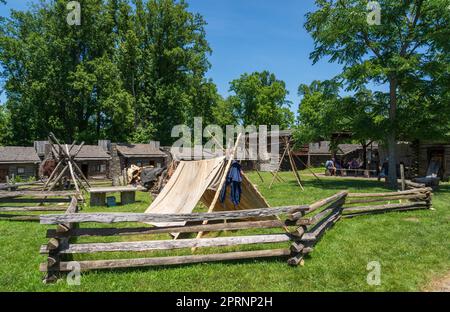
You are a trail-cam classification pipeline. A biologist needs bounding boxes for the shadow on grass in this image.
[79,256,289,277]
[285,178,388,191]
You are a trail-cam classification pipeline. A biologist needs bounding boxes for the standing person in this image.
[379,158,389,182]
[220,160,243,208]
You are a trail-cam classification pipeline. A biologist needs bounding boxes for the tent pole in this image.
[269,143,289,189]
[286,139,304,190]
[192,133,243,250]
[292,150,324,186]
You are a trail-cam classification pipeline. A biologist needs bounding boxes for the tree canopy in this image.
[303,0,450,187]
[0,0,218,145]
[228,71,294,129]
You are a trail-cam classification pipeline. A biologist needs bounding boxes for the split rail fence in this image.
[0,190,80,221]
[39,187,432,283]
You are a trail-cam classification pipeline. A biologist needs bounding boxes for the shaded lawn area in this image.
[0,172,448,292]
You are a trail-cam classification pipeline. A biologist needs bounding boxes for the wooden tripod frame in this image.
[42,133,91,193]
[269,137,304,190]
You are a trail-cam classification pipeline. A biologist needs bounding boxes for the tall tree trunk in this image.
[387,77,398,189]
[132,72,138,128]
[362,142,368,170]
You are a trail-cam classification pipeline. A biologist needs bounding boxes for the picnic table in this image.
[89,186,139,206]
[326,168,377,178]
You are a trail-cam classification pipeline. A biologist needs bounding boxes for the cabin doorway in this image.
[427,148,444,178]
[81,164,89,178]
[0,168,7,183]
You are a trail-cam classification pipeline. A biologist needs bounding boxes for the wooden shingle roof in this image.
[116,144,167,158]
[0,146,41,164]
[71,145,111,161]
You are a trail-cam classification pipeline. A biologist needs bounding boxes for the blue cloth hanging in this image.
[220,161,243,206]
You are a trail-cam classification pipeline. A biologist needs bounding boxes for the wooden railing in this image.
[39,187,433,283]
[0,191,80,221]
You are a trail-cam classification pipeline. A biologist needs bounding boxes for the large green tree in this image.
[296,80,386,168]
[128,0,213,144]
[228,71,294,128]
[0,104,11,145]
[305,0,450,188]
[0,0,133,144]
[0,0,217,145]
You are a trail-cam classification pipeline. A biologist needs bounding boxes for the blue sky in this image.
[0,0,347,112]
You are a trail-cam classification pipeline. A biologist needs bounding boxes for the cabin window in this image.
[100,164,106,173]
[17,168,25,174]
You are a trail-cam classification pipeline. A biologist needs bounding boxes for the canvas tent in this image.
[145,156,270,228]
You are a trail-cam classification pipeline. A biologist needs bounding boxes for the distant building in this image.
[0,146,41,182]
[116,142,167,169]
[72,145,111,179]
[416,141,450,181]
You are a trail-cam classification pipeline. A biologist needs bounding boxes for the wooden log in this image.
[0,206,67,212]
[0,180,43,190]
[300,210,341,242]
[39,248,292,272]
[287,143,304,191]
[48,165,69,192]
[0,214,40,221]
[308,191,347,212]
[287,253,304,266]
[296,198,345,226]
[290,242,304,253]
[40,204,310,225]
[66,197,78,214]
[46,219,294,238]
[290,225,307,238]
[0,198,72,204]
[342,206,429,218]
[57,196,79,233]
[345,194,428,205]
[404,180,426,189]
[43,161,64,189]
[347,188,431,198]
[269,144,289,189]
[288,191,347,220]
[0,191,79,199]
[47,238,60,251]
[40,234,292,254]
[343,202,429,213]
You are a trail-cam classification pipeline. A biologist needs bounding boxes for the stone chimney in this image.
[98,140,111,152]
[149,141,160,149]
[109,143,122,185]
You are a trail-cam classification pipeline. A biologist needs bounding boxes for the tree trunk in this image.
[131,72,138,128]
[387,78,398,189]
[361,141,368,170]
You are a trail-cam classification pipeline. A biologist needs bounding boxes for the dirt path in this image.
[423,272,450,292]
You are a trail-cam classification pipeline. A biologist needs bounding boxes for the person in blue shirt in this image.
[325,158,336,176]
[220,160,243,208]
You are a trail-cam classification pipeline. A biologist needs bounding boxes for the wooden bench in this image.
[89,186,139,206]
[337,168,377,178]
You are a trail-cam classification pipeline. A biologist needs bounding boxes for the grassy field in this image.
[0,172,448,292]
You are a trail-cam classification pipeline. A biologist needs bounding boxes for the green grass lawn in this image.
[0,172,448,292]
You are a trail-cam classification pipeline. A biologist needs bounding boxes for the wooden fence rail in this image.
[40,204,310,225]
[39,187,433,283]
[0,191,80,222]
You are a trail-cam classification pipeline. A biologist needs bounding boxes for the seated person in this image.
[325,158,336,176]
[335,160,342,175]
